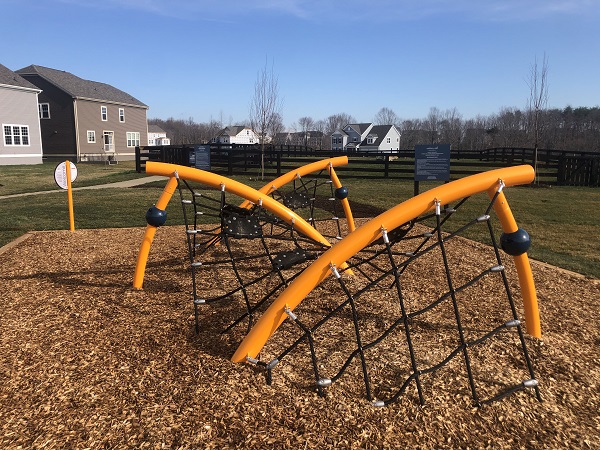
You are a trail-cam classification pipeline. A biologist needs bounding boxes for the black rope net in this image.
[244,188,542,407]
[267,172,347,241]
[176,173,351,336]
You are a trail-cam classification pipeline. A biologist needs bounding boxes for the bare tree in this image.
[374,107,399,125]
[249,59,282,180]
[313,119,326,150]
[526,53,549,181]
[298,116,315,146]
[325,113,356,135]
[439,108,464,149]
[425,107,442,144]
[268,112,286,145]
[398,118,423,149]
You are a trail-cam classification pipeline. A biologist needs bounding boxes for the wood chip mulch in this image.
[0,225,598,449]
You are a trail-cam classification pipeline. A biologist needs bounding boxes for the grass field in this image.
[1,161,599,278]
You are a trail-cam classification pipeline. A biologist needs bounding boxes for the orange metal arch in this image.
[232,165,541,363]
[133,158,352,289]
[238,156,355,232]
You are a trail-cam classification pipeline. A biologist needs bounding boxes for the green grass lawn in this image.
[0,161,143,195]
[1,161,599,279]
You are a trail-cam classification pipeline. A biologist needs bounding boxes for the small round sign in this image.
[54,161,78,190]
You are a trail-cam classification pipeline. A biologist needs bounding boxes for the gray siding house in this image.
[331,123,373,152]
[16,65,148,162]
[0,64,43,165]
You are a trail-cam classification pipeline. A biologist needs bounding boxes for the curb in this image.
[0,232,35,256]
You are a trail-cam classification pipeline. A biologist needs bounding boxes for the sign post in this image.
[414,144,450,196]
[54,160,78,232]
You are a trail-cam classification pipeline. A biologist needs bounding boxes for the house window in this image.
[38,103,50,119]
[87,130,96,143]
[367,137,374,144]
[3,124,30,146]
[127,132,140,147]
[119,108,125,122]
[353,137,358,142]
[386,137,391,144]
[101,106,108,121]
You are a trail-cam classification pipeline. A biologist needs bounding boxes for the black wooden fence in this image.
[135,145,600,187]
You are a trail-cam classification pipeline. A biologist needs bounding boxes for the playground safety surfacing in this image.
[0,225,598,449]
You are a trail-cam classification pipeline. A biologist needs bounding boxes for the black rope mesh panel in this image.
[269,170,345,240]
[176,178,332,336]
[249,189,541,407]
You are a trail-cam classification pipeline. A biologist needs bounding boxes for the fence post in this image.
[228,151,233,176]
[384,154,390,178]
[276,152,282,177]
[135,146,141,172]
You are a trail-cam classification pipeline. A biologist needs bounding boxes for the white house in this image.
[212,126,259,145]
[331,123,401,152]
[148,124,171,146]
[359,125,401,152]
[0,64,43,165]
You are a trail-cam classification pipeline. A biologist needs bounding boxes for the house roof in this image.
[219,126,249,136]
[0,64,40,91]
[346,123,372,134]
[16,65,147,108]
[361,125,396,147]
[148,124,166,133]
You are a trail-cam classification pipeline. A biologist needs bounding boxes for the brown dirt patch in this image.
[0,226,598,449]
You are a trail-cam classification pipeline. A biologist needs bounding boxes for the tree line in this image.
[149,105,600,152]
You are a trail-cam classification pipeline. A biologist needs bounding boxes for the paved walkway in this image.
[0,176,166,200]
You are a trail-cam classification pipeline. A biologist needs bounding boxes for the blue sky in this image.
[2,0,599,127]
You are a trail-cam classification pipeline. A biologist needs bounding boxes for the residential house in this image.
[0,64,43,165]
[331,123,401,152]
[211,126,259,145]
[148,124,171,146]
[331,123,373,152]
[358,125,401,152]
[16,65,148,162]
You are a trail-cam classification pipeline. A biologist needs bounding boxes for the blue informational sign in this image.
[414,144,450,181]
[194,145,211,171]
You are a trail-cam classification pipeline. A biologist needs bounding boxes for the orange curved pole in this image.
[488,186,541,338]
[133,175,178,289]
[144,162,336,247]
[238,156,355,232]
[328,163,355,233]
[133,158,354,289]
[133,162,336,290]
[232,165,540,362]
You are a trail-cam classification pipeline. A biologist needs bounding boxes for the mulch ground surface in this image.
[1,224,598,449]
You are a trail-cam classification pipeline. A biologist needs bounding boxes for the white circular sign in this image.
[54,161,78,190]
